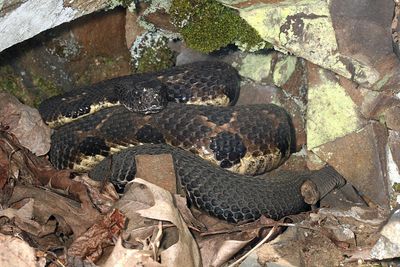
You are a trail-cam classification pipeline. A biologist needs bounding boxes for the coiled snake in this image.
[39,61,346,223]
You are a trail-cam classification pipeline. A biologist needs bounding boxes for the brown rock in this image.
[280,57,307,101]
[383,106,400,131]
[330,0,394,65]
[313,122,389,208]
[125,6,146,49]
[358,89,400,120]
[135,154,177,194]
[329,0,400,92]
[236,83,282,106]
[0,8,132,106]
[338,78,400,129]
[143,9,177,33]
[68,8,132,84]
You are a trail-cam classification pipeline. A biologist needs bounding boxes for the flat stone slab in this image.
[313,122,389,208]
[135,154,177,194]
[306,64,365,149]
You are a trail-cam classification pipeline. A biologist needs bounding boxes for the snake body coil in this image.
[40,61,346,222]
[90,144,346,222]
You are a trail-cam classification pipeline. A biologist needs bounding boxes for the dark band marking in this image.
[209,132,247,169]
[78,136,110,157]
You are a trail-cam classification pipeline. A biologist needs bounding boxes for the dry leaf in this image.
[103,237,163,267]
[200,238,253,267]
[115,179,201,267]
[74,174,119,213]
[0,93,51,156]
[8,185,99,237]
[174,194,207,232]
[0,198,34,220]
[0,233,45,267]
[0,128,101,226]
[68,209,126,263]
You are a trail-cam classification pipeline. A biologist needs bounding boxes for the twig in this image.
[225,220,332,267]
[227,224,280,267]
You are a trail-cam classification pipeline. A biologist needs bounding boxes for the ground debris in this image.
[67,209,126,263]
[0,233,46,267]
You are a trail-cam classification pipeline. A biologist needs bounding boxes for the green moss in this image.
[0,65,33,105]
[0,65,62,107]
[32,75,62,107]
[131,32,175,73]
[170,0,269,53]
[394,183,400,193]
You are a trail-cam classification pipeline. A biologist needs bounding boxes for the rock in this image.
[227,0,385,87]
[383,106,400,131]
[0,0,111,52]
[313,122,390,208]
[272,55,298,88]
[245,227,304,267]
[0,8,132,106]
[370,209,400,260]
[129,31,175,73]
[320,183,366,210]
[317,206,385,227]
[125,9,146,49]
[135,154,177,194]
[221,0,400,93]
[388,131,400,206]
[251,224,344,267]
[306,64,366,150]
[357,88,400,120]
[239,253,262,267]
[238,53,273,82]
[388,131,400,177]
[174,43,212,65]
[280,57,307,100]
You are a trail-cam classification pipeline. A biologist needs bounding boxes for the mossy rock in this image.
[0,65,62,107]
[0,65,33,106]
[170,0,269,53]
[131,32,175,73]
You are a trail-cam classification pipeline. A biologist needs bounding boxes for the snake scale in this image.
[39,61,346,222]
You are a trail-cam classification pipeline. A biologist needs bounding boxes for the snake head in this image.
[115,79,168,114]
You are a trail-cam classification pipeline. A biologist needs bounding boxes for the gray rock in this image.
[370,209,400,260]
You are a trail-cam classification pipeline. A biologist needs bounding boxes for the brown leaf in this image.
[67,209,126,263]
[8,185,99,237]
[115,179,201,267]
[103,237,163,267]
[73,174,119,213]
[0,128,100,223]
[200,237,253,267]
[0,233,46,267]
[0,92,51,156]
[0,198,34,220]
[174,194,207,232]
